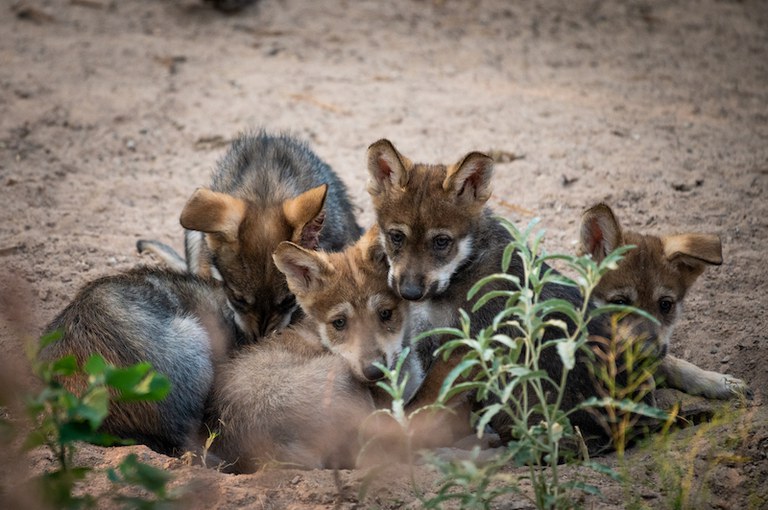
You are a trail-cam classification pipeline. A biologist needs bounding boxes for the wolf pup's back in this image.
[42,267,240,455]
[140,132,362,341]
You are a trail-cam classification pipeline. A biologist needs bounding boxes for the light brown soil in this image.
[1,0,766,508]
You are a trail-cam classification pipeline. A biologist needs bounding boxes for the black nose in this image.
[362,363,385,382]
[400,281,425,301]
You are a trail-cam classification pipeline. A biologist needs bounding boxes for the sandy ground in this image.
[1,0,767,508]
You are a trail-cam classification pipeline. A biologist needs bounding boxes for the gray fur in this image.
[42,267,242,455]
[206,131,361,252]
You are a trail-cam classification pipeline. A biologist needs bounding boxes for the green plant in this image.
[409,218,669,509]
[24,330,175,508]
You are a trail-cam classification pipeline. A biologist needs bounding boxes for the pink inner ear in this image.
[587,218,604,256]
[300,210,325,250]
[377,156,392,180]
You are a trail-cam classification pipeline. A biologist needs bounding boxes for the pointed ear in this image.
[358,225,388,270]
[366,139,411,196]
[443,152,494,205]
[663,233,722,286]
[180,188,247,242]
[282,185,328,250]
[578,203,624,262]
[273,241,331,295]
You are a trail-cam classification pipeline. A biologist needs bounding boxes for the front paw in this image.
[720,375,753,400]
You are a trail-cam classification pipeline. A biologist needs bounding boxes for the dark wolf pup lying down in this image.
[365,139,750,452]
[578,203,750,399]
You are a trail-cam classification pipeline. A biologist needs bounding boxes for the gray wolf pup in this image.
[42,267,241,455]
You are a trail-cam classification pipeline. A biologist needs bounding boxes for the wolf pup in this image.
[578,203,751,399]
[138,131,362,340]
[41,267,241,456]
[206,227,414,473]
[365,139,659,449]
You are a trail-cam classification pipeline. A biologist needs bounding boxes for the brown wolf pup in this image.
[578,203,751,400]
[365,139,659,450]
[138,131,362,341]
[41,267,241,456]
[206,227,416,473]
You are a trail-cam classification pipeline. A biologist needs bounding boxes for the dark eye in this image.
[331,317,347,331]
[433,235,452,251]
[277,295,296,313]
[659,298,674,315]
[609,296,631,306]
[379,309,393,322]
[228,291,249,311]
[389,230,405,248]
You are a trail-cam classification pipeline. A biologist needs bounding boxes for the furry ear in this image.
[663,233,722,286]
[359,225,388,270]
[273,241,331,295]
[282,185,328,250]
[180,188,247,242]
[443,152,494,205]
[578,203,624,263]
[366,139,411,196]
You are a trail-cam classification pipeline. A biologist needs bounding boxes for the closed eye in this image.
[609,296,631,306]
[277,295,297,313]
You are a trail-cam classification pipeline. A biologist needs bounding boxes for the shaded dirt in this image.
[1,0,767,508]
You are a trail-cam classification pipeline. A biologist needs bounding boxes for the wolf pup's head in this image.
[273,226,408,383]
[366,139,494,302]
[180,185,328,341]
[579,203,723,358]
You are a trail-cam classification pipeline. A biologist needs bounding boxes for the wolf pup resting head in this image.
[274,225,408,382]
[579,203,751,400]
[206,227,412,473]
[138,132,362,341]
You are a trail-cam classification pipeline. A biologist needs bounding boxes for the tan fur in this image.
[367,139,494,301]
[579,203,750,399]
[273,226,407,382]
[208,228,401,472]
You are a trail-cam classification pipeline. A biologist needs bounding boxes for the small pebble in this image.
[720,356,730,364]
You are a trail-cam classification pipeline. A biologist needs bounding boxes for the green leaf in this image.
[438,359,479,401]
[104,362,150,391]
[84,354,109,376]
[476,403,504,435]
[589,304,659,325]
[468,273,521,301]
[51,355,79,377]
[75,386,110,429]
[578,397,670,420]
[117,453,173,494]
[39,329,64,349]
